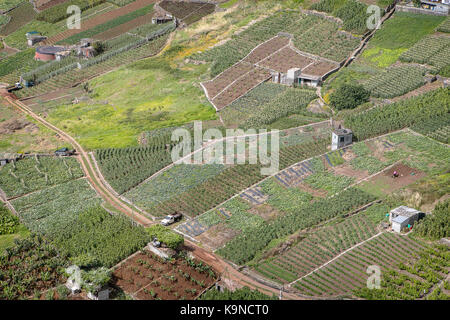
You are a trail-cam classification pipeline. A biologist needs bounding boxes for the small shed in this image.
[331,128,353,151]
[389,206,423,233]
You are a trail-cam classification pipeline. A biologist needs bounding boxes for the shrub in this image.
[414,200,449,240]
[146,225,184,250]
[0,203,19,235]
[330,84,370,110]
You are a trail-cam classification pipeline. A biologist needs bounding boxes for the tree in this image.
[330,84,370,110]
[92,41,106,55]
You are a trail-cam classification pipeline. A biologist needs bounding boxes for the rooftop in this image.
[36,46,67,55]
[333,128,353,136]
[391,206,421,218]
[392,215,409,224]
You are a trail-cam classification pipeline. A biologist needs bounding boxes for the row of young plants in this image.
[59,3,155,44]
[410,114,450,144]
[436,17,450,33]
[0,156,84,199]
[310,0,373,34]
[362,65,427,99]
[217,187,376,265]
[343,88,449,141]
[255,212,380,284]
[130,138,330,218]
[293,232,425,297]
[399,35,450,72]
[354,244,449,300]
[192,10,359,77]
[36,0,106,23]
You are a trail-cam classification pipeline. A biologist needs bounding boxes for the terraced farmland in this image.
[399,35,450,72]
[0,156,83,199]
[254,213,380,284]
[159,0,216,25]
[291,233,425,297]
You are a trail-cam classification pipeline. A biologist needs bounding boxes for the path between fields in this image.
[288,232,384,287]
[4,96,153,226]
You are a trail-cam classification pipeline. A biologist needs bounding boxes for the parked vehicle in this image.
[161,212,182,226]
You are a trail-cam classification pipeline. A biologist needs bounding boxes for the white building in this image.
[331,128,353,151]
[389,206,423,233]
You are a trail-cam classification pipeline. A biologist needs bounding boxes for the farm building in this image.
[152,13,174,24]
[420,0,450,14]
[26,32,47,46]
[331,128,353,150]
[389,206,424,233]
[35,46,67,61]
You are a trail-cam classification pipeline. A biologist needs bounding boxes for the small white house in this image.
[390,206,422,233]
[331,128,353,151]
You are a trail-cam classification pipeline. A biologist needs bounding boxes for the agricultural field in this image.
[437,17,450,33]
[0,202,29,253]
[0,156,83,198]
[362,65,427,99]
[399,35,450,74]
[192,10,360,78]
[344,88,449,141]
[291,232,426,297]
[175,130,449,266]
[159,0,216,25]
[411,114,450,144]
[0,2,36,36]
[322,11,446,101]
[112,250,217,300]
[0,235,68,300]
[0,97,65,154]
[121,124,331,218]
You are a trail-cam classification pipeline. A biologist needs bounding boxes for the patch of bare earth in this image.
[195,224,240,251]
[367,163,427,194]
[249,204,282,222]
[333,165,369,181]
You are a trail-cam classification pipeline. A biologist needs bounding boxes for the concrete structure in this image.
[396,0,449,15]
[55,148,74,156]
[35,46,67,61]
[389,206,423,233]
[331,128,353,150]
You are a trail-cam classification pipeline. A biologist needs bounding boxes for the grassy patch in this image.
[47,56,216,150]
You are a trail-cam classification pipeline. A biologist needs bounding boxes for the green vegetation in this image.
[0,49,43,78]
[0,0,24,12]
[4,19,62,50]
[411,114,450,144]
[0,235,68,300]
[60,3,155,44]
[36,0,105,23]
[10,178,102,237]
[0,2,36,36]
[344,88,450,140]
[354,245,449,300]
[363,65,426,98]
[0,156,84,198]
[330,84,370,110]
[217,188,376,264]
[436,17,450,33]
[361,12,445,68]
[124,164,225,212]
[399,35,450,73]
[50,206,149,268]
[0,203,19,235]
[47,52,216,150]
[146,224,184,250]
[414,200,449,241]
[311,0,370,34]
[200,286,276,300]
[193,10,359,77]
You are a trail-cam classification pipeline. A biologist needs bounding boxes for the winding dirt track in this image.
[4,96,153,226]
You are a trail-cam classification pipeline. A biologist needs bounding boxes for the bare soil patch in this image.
[195,224,240,251]
[249,203,282,222]
[112,249,217,300]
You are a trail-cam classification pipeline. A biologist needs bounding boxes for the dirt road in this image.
[4,96,153,226]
